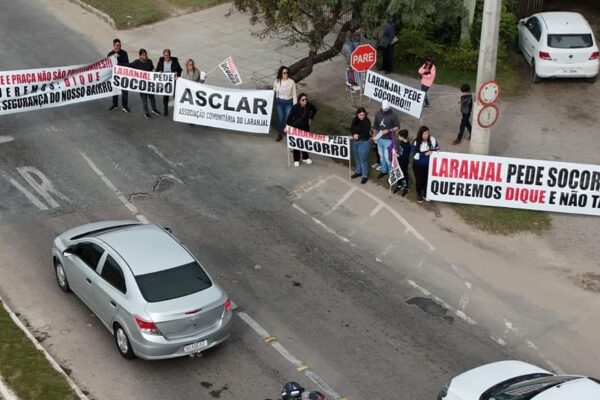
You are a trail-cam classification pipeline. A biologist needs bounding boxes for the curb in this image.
[0,374,18,400]
[66,0,116,30]
[0,297,89,400]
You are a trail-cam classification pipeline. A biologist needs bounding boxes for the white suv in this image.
[518,12,599,83]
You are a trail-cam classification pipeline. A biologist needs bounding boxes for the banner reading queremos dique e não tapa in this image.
[112,65,175,95]
[286,126,350,160]
[0,57,117,115]
[173,78,273,133]
[427,152,600,216]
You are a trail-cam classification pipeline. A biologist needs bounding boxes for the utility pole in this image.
[470,0,502,155]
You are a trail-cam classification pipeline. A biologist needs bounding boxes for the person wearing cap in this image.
[372,100,400,179]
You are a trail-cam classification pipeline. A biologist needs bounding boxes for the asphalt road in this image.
[0,2,516,399]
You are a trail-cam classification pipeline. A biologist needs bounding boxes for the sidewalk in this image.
[43,0,600,377]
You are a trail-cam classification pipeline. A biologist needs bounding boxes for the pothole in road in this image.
[153,175,176,193]
[406,297,454,323]
[573,272,600,293]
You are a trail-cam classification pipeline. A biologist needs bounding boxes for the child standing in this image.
[418,57,436,109]
[395,129,411,197]
[452,84,473,145]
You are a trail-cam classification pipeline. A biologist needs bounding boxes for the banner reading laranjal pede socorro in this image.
[363,70,425,119]
[173,78,273,133]
[113,65,175,95]
[427,152,600,216]
[0,57,117,115]
[286,126,350,160]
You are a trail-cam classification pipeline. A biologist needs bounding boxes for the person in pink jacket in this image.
[418,57,436,109]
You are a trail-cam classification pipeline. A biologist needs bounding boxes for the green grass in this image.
[0,301,78,400]
[452,204,551,235]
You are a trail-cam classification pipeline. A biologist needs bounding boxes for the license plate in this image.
[563,68,578,74]
[184,340,208,353]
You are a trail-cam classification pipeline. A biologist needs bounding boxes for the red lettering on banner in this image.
[287,127,326,142]
[432,157,502,182]
[505,187,546,204]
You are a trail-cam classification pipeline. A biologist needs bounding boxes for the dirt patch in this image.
[573,272,600,293]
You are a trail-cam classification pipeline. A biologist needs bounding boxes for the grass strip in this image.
[83,0,165,29]
[0,300,78,400]
[453,203,551,235]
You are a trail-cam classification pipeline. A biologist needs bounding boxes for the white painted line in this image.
[369,203,383,217]
[490,336,506,346]
[1,171,48,210]
[147,144,182,167]
[294,176,332,197]
[406,279,477,325]
[305,370,342,400]
[380,243,394,257]
[1,297,89,399]
[325,187,356,216]
[458,294,469,311]
[0,135,14,144]
[310,216,350,244]
[0,373,17,400]
[236,312,270,338]
[79,151,149,224]
[271,342,303,366]
[464,282,472,290]
[329,175,435,251]
[292,203,308,215]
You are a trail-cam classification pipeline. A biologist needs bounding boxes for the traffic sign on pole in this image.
[351,44,377,72]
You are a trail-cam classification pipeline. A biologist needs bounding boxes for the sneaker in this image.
[377,172,388,179]
[351,173,361,179]
[371,163,380,168]
[151,109,160,116]
[144,113,150,119]
[452,139,461,145]
[375,165,381,171]
[361,178,368,184]
[424,105,430,109]
[293,161,300,167]
[109,105,118,111]
[276,135,283,142]
[122,106,131,113]
[417,195,424,203]
[303,158,312,165]
[400,187,409,197]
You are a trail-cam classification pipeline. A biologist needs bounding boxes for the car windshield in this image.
[135,261,212,302]
[487,375,579,400]
[548,34,593,49]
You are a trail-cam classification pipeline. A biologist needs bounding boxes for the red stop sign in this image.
[350,44,377,72]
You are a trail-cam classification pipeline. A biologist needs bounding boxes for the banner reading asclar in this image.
[0,57,117,115]
[427,151,600,216]
[173,78,273,133]
[363,70,425,119]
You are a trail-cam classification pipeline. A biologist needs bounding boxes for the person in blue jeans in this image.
[273,66,297,141]
[349,107,372,184]
[372,100,400,179]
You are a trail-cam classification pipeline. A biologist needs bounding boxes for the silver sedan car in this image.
[52,221,233,360]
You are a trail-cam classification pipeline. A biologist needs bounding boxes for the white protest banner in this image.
[219,57,242,86]
[427,151,600,216]
[287,126,350,160]
[388,148,404,187]
[112,65,175,95]
[173,78,273,134]
[0,57,117,115]
[363,70,425,118]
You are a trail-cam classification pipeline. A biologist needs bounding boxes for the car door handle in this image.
[85,278,92,284]
[110,300,117,307]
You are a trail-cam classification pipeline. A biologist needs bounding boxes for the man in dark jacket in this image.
[156,48,182,116]
[130,48,160,119]
[107,38,130,112]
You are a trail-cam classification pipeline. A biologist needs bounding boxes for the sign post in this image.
[350,44,377,108]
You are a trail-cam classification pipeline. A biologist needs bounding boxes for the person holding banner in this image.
[181,59,203,83]
[350,107,372,184]
[412,125,439,203]
[285,93,317,167]
[274,66,297,142]
[156,49,182,117]
[107,38,130,112]
[372,100,400,179]
[130,49,160,119]
[418,57,436,109]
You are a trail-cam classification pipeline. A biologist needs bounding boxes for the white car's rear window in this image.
[548,34,593,49]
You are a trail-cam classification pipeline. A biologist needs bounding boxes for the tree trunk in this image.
[289,20,353,82]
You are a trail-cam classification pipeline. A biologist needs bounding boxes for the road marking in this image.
[406,279,477,325]
[0,373,17,400]
[325,187,356,216]
[1,170,49,210]
[79,151,149,224]
[369,203,383,217]
[1,296,89,399]
[458,294,469,311]
[490,336,506,346]
[329,175,435,251]
[292,203,308,215]
[147,144,183,168]
[16,167,71,208]
[237,312,343,399]
[0,135,14,144]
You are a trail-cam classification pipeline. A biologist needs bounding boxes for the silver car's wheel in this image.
[54,261,70,292]
[114,324,135,359]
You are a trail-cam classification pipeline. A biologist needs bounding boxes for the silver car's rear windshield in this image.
[135,262,212,303]
[548,34,593,49]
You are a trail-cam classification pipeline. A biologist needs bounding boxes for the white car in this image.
[438,361,600,400]
[518,12,599,83]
